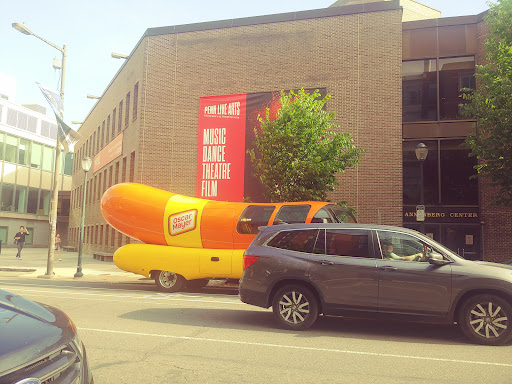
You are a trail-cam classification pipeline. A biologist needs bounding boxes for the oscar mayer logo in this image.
[168,209,198,236]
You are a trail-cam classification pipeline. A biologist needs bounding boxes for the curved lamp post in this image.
[75,157,92,278]
[415,143,429,234]
[12,22,67,278]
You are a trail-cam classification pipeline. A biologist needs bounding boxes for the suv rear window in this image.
[267,229,319,253]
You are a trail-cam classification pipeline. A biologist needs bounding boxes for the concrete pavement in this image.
[0,246,143,283]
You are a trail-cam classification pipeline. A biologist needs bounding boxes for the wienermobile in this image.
[101,183,356,292]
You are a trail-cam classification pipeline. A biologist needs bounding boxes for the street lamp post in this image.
[12,22,67,278]
[75,157,92,278]
[415,143,429,234]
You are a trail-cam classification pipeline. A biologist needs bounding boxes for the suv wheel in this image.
[154,270,185,293]
[459,294,512,346]
[272,285,318,331]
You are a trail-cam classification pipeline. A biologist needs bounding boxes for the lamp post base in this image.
[74,270,84,278]
[38,274,55,279]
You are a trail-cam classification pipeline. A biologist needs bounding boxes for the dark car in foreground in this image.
[240,224,512,346]
[0,289,94,383]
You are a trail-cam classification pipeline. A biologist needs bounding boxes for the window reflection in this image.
[403,141,439,205]
[440,140,478,204]
[402,59,437,122]
[439,56,475,120]
[1,184,14,211]
[5,135,17,163]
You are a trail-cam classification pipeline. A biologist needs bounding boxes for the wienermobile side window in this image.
[237,205,276,234]
[273,205,311,225]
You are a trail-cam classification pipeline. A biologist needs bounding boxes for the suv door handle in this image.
[318,260,334,266]
[380,266,397,272]
[211,257,220,262]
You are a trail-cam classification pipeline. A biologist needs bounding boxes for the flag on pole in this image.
[37,83,81,153]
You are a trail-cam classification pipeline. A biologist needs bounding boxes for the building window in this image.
[39,190,50,215]
[109,165,113,187]
[440,140,478,205]
[122,157,127,183]
[24,227,34,245]
[439,56,475,120]
[1,184,14,211]
[61,197,70,217]
[402,59,437,122]
[42,146,54,172]
[30,142,42,169]
[15,186,27,213]
[19,139,30,166]
[101,121,105,149]
[102,169,107,195]
[107,115,111,143]
[27,188,39,214]
[5,134,18,163]
[115,161,120,184]
[0,226,7,246]
[112,108,117,140]
[111,227,115,246]
[0,132,4,160]
[96,128,101,153]
[133,82,138,121]
[125,92,130,127]
[118,232,123,247]
[129,151,135,182]
[118,101,123,134]
[95,225,99,245]
[100,225,104,246]
[403,140,439,205]
[105,224,109,247]
[97,173,102,201]
[93,131,97,155]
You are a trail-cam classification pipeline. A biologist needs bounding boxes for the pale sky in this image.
[1,0,490,126]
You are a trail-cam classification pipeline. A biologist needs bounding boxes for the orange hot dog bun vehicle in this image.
[101,183,356,292]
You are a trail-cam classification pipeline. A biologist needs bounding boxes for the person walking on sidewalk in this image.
[55,233,62,261]
[14,226,29,260]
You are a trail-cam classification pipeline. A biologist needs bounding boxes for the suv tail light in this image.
[243,255,260,270]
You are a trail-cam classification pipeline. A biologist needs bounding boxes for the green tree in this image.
[248,88,363,202]
[462,0,512,205]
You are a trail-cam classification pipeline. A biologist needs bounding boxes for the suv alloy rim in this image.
[279,291,310,324]
[469,301,508,339]
[159,271,177,288]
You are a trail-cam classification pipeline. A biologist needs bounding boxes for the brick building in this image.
[69,0,512,263]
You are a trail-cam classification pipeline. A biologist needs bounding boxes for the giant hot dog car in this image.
[101,183,356,292]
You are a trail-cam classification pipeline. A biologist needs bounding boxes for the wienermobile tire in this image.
[154,270,185,293]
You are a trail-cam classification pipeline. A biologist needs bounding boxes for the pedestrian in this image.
[14,226,29,260]
[55,233,62,261]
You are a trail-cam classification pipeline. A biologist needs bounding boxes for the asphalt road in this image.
[1,277,511,384]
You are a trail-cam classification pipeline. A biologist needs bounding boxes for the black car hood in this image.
[0,289,74,375]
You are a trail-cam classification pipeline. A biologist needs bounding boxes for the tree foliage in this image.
[462,0,512,205]
[248,89,363,202]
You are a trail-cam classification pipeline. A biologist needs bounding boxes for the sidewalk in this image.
[0,246,143,283]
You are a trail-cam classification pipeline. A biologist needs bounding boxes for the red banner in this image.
[196,94,247,201]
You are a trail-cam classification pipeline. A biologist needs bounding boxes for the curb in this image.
[0,268,37,272]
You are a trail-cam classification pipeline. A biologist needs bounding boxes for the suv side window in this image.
[273,205,311,225]
[266,229,319,253]
[377,230,430,262]
[325,229,370,258]
[237,205,276,234]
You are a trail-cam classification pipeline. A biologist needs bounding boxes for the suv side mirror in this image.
[428,252,451,266]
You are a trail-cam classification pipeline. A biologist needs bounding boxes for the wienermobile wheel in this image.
[154,270,185,293]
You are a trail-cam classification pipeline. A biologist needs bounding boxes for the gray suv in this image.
[239,224,512,346]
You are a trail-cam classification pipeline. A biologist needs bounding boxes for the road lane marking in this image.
[4,287,244,305]
[80,327,512,368]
